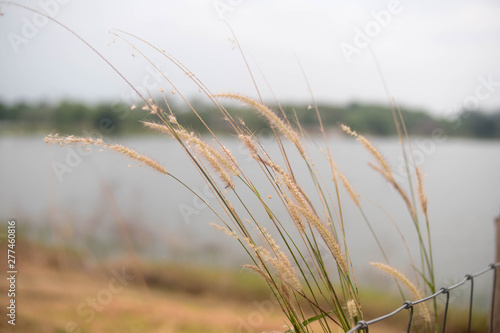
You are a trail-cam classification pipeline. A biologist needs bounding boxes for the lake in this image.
[1,134,499,307]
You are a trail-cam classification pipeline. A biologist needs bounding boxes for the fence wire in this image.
[347,263,500,333]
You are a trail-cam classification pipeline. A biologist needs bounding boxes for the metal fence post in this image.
[491,213,500,332]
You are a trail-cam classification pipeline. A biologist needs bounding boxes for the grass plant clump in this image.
[2,2,439,331]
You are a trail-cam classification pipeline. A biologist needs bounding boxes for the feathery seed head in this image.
[287,202,305,233]
[338,172,360,207]
[297,203,348,274]
[340,124,356,136]
[210,223,237,238]
[108,144,167,174]
[238,134,259,157]
[142,121,238,185]
[167,115,178,124]
[370,262,431,323]
[44,134,167,175]
[342,124,393,180]
[243,265,273,284]
[416,167,428,216]
[256,229,302,291]
[150,105,160,115]
[142,121,172,134]
[347,299,358,322]
[215,92,305,157]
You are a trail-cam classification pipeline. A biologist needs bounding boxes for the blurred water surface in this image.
[1,134,499,305]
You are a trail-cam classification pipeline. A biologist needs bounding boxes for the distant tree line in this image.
[1,100,500,139]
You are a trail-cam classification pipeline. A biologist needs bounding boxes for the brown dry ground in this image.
[0,241,486,333]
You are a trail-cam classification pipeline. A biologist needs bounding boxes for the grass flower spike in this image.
[215,93,306,157]
[44,134,167,174]
[370,262,431,324]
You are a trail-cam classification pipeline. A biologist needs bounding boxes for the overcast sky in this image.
[0,0,499,116]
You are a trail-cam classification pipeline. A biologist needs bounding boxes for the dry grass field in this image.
[0,240,425,333]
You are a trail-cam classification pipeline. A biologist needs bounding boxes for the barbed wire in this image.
[346,263,500,333]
